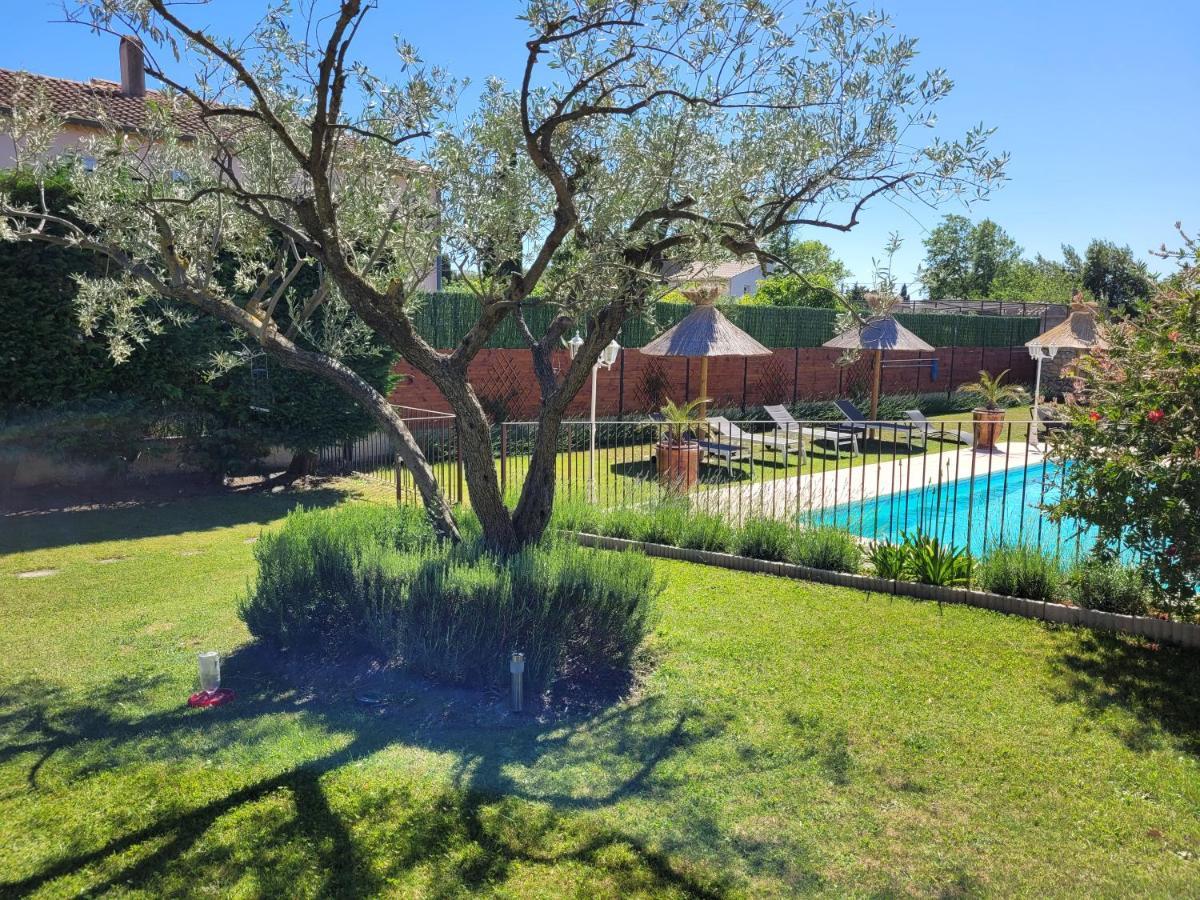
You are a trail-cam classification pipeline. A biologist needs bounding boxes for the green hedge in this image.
[407,293,1041,350]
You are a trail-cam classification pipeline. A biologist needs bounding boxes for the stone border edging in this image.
[572,532,1200,650]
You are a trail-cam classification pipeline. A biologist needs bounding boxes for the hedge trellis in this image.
[409,292,1041,351]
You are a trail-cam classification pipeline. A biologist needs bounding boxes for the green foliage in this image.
[678,511,736,552]
[902,532,973,587]
[0,171,397,474]
[659,396,709,444]
[1067,558,1152,616]
[746,239,849,308]
[977,544,1065,601]
[920,215,1023,299]
[1049,239,1200,609]
[864,533,972,586]
[956,369,1030,410]
[791,526,863,573]
[241,503,436,653]
[1082,239,1155,309]
[0,397,161,476]
[990,251,1082,303]
[634,501,690,545]
[242,504,660,692]
[731,517,793,562]
[867,541,909,579]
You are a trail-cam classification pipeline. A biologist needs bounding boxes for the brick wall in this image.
[391,346,1035,420]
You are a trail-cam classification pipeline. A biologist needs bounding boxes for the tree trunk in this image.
[260,449,317,489]
[262,337,462,543]
[433,376,518,550]
[511,409,564,545]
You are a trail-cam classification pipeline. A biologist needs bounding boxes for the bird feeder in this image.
[188,650,235,708]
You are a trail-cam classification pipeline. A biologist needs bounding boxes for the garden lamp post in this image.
[567,332,621,502]
[1027,343,1059,431]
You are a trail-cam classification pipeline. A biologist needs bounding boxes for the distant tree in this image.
[919,215,1021,299]
[989,248,1082,302]
[1082,239,1155,309]
[747,238,849,308]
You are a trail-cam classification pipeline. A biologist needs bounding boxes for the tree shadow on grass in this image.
[0,486,350,555]
[0,645,805,897]
[1049,630,1200,756]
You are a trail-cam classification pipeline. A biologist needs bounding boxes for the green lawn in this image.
[2,483,1198,896]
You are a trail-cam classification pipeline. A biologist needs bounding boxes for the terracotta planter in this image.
[655,440,701,491]
[972,408,1006,450]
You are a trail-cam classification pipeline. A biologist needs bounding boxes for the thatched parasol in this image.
[640,287,771,418]
[823,316,934,420]
[1025,295,1108,421]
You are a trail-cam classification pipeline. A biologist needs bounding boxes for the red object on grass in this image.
[188,688,235,708]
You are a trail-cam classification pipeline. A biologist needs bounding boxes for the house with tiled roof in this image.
[0,37,441,291]
[662,257,772,298]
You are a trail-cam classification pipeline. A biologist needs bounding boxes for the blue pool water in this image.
[816,462,1103,561]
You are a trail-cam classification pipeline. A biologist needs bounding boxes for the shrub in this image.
[240,503,435,652]
[977,544,1065,601]
[679,511,735,552]
[867,540,909,580]
[903,532,973,587]
[634,501,689,546]
[791,526,862,573]
[552,496,601,535]
[732,517,793,562]
[242,506,660,693]
[599,507,650,540]
[1069,558,1151,615]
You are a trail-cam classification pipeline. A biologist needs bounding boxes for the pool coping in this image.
[572,532,1200,650]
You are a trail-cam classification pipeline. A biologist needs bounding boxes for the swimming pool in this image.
[815,461,1102,561]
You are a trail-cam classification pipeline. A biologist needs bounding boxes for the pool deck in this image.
[689,441,1048,522]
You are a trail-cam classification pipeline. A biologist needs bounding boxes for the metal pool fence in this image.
[322,411,1108,565]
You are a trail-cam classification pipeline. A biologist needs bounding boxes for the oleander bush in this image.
[978,544,1066,601]
[791,526,863,573]
[1068,557,1152,616]
[242,504,660,693]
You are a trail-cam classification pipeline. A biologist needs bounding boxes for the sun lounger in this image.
[763,405,860,456]
[708,416,806,466]
[904,410,972,446]
[832,399,922,445]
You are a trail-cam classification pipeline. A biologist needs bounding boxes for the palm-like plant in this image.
[659,397,710,445]
[956,369,1029,411]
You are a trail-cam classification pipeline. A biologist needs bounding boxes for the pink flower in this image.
[1168,330,1181,342]
[1148,409,1165,424]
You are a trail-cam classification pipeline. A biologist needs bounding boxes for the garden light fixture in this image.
[510,651,525,713]
[188,650,235,708]
[566,333,622,502]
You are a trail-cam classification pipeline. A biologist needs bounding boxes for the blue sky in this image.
[2,0,1197,291]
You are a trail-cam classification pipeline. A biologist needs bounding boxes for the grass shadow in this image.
[0,645,765,897]
[0,486,351,555]
[1050,630,1200,755]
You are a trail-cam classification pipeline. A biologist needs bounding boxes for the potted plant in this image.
[956,369,1029,451]
[655,397,707,491]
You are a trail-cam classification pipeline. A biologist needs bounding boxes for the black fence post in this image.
[617,349,626,420]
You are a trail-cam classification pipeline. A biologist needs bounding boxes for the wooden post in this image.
[698,356,709,419]
[870,349,883,420]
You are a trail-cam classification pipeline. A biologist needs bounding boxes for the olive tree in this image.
[0,0,1005,549]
